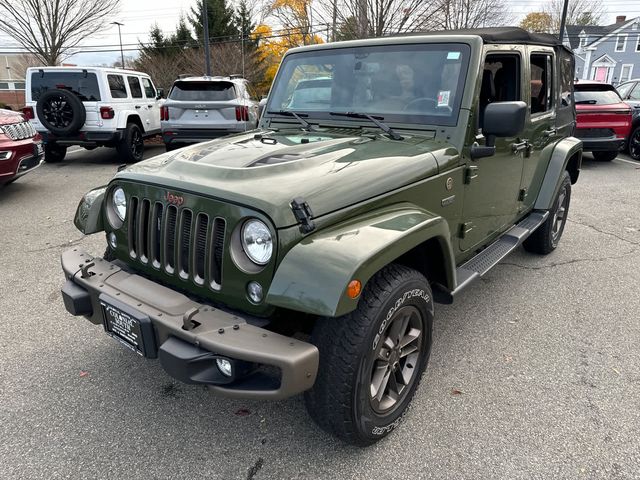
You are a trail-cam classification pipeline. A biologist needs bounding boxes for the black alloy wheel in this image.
[117,123,144,163]
[629,126,640,161]
[35,89,85,136]
[523,170,572,255]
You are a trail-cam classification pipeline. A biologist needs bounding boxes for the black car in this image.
[616,79,640,160]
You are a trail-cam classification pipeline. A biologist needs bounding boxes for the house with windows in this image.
[563,16,640,84]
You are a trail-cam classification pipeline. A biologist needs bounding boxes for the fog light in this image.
[216,358,233,377]
[247,281,263,303]
[108,232,117,249]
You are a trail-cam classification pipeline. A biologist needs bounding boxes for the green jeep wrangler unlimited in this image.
[61,28,582,446]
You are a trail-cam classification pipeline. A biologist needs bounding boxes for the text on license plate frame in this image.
[99,294,157,358]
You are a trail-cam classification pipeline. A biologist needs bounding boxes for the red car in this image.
[574,81,632,161]
[0,108,44,185]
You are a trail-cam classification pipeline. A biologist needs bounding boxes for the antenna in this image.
[242,32,247,132]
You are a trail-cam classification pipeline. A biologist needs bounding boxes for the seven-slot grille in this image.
[1,121,36,141]
[128,197,226,289]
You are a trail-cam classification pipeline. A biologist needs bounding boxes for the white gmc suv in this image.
[23,66,163,163]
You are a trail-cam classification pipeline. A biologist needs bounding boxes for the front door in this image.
[594,67,608,82]
[460,50,526,251]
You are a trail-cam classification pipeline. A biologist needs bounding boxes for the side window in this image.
[108,74,127,99]
[559,53,573,109]
[127,76,143,98]
[141,77,156,99]
[530,53,554,114]
[629,83,640,101]
[617,82,633,99]
[479,53,521,127]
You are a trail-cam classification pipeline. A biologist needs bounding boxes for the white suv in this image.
[23,66,163,163]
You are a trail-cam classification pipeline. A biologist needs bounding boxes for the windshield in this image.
[169,81,236,101]
[30,71,101,102]
[267,43,470,127]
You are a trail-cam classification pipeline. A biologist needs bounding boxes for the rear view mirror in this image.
[156,88,165,99]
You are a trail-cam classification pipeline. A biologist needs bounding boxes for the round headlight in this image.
[112,187,127,222]
[241,219,273,265]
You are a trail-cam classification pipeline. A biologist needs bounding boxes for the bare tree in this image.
[429,0,511,30]
[0,0,120,66]
[337,0,444,38]
[542,0,606,32]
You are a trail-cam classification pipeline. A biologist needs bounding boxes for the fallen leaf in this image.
[503,354,513,363]
[235,408,251,416]
[451,388,464,396]
[79,371,89,377]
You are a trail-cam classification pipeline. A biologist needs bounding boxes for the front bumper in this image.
[60,248,318,400]
[0,141,44,182]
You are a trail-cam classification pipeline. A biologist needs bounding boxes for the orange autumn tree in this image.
[252,19,323,94]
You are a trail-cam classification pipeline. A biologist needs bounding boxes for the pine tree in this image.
[189,0,238,44]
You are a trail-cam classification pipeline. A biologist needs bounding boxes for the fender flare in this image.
[534,136,582,210]
[74,186,106,234]
[266,203,455,317]
[116,110,143,131]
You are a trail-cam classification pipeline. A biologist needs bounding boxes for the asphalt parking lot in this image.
[1,145,639,479]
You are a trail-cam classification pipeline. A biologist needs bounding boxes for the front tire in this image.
[305,264,433,446]
[44,144,67,163]
[523,171,571,255]
[116,123,144,163]
[592,150,617,162]
[627,126,640,161]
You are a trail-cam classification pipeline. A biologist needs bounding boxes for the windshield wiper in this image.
[267,110,315,131]
[329,112,403,140]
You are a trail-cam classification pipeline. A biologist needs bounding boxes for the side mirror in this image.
[483,101,527,143]
[258,98,268,118]
[471,101,527,160]
[156,88,165,99]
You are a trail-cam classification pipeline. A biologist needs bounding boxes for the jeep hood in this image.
[117,129,453,228]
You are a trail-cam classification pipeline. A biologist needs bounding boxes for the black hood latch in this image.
[290,197,315,234]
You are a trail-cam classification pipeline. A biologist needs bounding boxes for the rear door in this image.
[519,47,558,211]
[141,77,160,133]
[126,75,150,131]
[165,80,241,130]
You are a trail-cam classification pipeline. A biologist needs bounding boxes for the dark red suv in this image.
[0,108,43,185]
[574,81,632,161]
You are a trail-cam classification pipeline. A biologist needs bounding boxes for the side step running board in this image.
[436,211,548,303]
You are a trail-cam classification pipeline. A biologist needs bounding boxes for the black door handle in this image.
[147,105,153,108]
[543,128,557,137]
[135,105,141,109]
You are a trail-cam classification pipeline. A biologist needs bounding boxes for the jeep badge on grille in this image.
[165,192,184,206]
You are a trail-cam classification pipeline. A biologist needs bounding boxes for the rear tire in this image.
[305,264,433,446]
[627,125,640,161]
[116,123,144,163]
[44,144,67,163]
[523,171,571,255]
[592,150,617,162]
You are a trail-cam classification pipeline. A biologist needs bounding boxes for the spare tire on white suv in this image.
[23,67,163,163]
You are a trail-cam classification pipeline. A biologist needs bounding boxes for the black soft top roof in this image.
[426,27,571,52]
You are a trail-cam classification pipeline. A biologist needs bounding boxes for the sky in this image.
[1,0,639,67]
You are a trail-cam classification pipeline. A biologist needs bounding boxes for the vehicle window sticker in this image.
[437,90,450,107]
[447,52,461,60]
